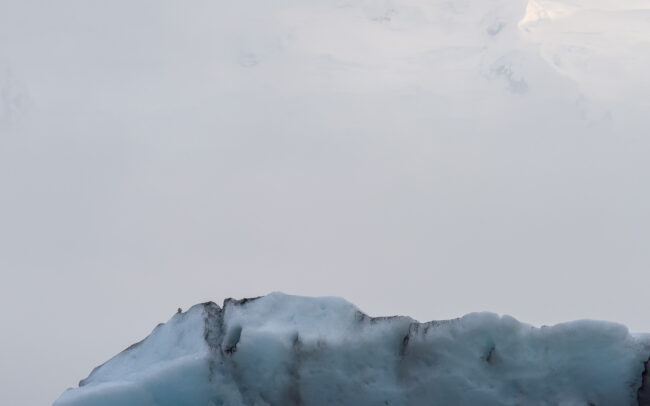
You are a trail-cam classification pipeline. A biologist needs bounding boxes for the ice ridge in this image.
[54,293,650,406]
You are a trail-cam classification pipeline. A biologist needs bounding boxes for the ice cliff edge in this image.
[54,293,650,406]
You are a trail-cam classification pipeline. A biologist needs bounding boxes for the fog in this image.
[1,1,650,404]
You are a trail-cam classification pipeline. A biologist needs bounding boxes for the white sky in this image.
[2,1,650,405]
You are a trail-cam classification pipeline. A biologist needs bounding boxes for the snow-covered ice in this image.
[54,293,650,406]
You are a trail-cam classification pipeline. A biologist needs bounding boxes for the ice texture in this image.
[54,293,650,406]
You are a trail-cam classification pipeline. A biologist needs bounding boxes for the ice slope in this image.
[54,293,650,406]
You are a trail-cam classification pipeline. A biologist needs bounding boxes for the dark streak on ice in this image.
[485,346,496,364]
[223,296,262,308]
[639,356,650,406]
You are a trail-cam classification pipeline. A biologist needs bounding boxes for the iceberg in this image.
[54,293,650,405]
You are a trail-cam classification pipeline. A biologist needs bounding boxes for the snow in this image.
[54,293,650,406]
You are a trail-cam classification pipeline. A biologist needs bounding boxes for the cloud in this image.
[1,1,650,405]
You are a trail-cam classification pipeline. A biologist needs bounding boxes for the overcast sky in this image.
[2,1,650,405]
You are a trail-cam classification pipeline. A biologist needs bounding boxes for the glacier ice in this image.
[54,293,650,406]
